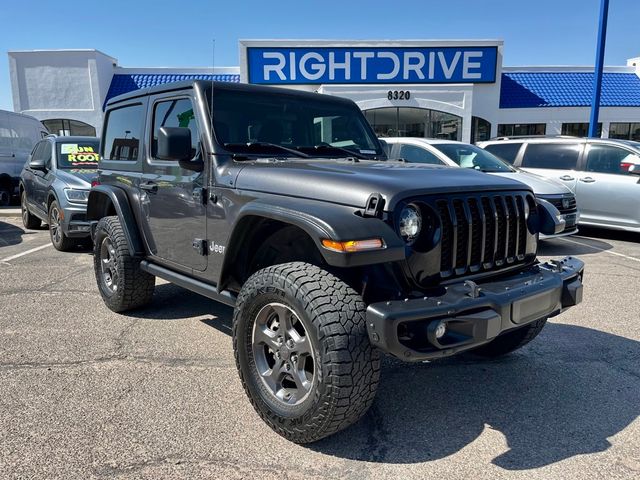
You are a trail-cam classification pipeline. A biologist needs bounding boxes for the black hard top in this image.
[105,80,355,108]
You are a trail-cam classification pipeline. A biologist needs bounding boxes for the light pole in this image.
[589,0,610,138]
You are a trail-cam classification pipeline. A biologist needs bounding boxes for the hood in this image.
[489,170,572,196]
[235,160,532,211]
[56,169,96,189]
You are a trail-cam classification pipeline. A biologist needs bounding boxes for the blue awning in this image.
[103,73,240,110]
[500,72,640,108]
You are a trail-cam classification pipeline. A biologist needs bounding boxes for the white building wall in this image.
[8,50,117,135]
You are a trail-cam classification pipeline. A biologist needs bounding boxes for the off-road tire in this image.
[93,215,155,312]
[48,200,75,251]
[21,191,41,229]
[469,317,547,358]
[233,262,380,444]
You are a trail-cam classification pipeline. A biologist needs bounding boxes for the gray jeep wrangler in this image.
[87,80,584,443]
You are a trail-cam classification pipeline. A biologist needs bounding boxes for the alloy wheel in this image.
[252,302,316,405]
[100,237,118,293]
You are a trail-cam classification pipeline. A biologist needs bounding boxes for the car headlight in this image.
[64,188,89,203]
[399,204,422,245]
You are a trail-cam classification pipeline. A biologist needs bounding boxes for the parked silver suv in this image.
[478,137,640,233]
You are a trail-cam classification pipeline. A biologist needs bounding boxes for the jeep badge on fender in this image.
[86,80,584,444]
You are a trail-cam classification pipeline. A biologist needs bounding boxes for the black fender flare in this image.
[221,197,406,280]
[87,185,145,256]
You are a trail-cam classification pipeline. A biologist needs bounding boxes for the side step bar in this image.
[140,260,236,307]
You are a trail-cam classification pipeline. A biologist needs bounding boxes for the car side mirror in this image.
[536,198,566,236]
[628,164,640,176]
[156,127,203,172]
[29,157,46,171]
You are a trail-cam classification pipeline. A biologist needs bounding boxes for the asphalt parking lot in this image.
[1,215,639,480]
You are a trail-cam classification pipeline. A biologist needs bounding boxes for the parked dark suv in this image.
[87,81,584,443]
[20,135,100,250]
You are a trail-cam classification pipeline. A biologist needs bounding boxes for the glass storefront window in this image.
[561,122,602,137]
[42,119,96,137]
[471,116,491,142]
[497,123,546,137]
[364,107,461,141]
[609,123,640,141]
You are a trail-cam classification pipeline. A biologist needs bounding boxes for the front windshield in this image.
[57,141,100,169]
[432,143,515,172]
[209,88,383,158]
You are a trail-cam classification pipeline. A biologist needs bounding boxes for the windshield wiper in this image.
[223,142,309,158]
[307,144,369,160]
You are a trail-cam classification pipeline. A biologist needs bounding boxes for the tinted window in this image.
[497,123,545,137]
[522,143,581,169]
[586,145,640,175]
[41,141,53,169]
[433,143,514,172]
[210,89,381,157]
[561,122,602,137]
[483,143,522,164]
[609,122,640,141]
[152,98,200,159]
[398,144,442,165]
[471,116,491,142]
[103,104,143,161]
[57,141,100,169]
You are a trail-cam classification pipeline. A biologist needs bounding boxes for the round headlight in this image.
[399,204,422,245]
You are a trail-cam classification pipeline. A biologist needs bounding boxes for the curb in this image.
[0,209,21,218]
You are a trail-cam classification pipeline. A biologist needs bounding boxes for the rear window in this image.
[483,143,522,164]
[57,141,100,169]
[521,143,582,169]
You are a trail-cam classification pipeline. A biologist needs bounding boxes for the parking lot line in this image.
[560,236,640,263]
[0,243,52,264]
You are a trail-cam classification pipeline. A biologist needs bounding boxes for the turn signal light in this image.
[321,238,385,252]
[91,179,100,187]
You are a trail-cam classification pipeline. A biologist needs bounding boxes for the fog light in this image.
[434,321,447,339]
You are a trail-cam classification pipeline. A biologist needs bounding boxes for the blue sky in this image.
[1,0,639,110]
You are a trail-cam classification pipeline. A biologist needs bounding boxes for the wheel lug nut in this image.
[275,352,280,359]
[291,355,298,363]
[286,339,295,348]
[285,362,291,371]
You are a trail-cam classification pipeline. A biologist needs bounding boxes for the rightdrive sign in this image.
[247,46,498,85]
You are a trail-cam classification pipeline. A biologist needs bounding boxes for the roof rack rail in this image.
[489,135,578,141]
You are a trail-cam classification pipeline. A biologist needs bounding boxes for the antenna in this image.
[210,39,215,147]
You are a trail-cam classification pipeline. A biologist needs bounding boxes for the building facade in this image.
[8,41,640,142]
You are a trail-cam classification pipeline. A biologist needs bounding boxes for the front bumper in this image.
[366,256,584,361]
[61,204,91,237]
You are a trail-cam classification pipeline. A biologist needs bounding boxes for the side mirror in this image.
[29,157,46,171]
[156,127,203,172]
[536,198,566,235]
[628,164,640,176]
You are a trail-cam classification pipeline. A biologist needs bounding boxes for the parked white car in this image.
[381,137,579,238]
[478,136,640,233]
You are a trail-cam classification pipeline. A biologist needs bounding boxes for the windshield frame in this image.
[432,142,516,173]
[56,141,100,170]
[206,87,385,160]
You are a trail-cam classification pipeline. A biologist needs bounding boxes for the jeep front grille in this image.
[435,193,533,278]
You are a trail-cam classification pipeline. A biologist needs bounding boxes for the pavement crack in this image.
[0,356,235,371]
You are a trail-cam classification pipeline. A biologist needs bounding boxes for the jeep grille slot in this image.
[437,193,531,279]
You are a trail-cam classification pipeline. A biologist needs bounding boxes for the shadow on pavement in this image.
[577,226,640,244]
[311,323,640,470]
[0,220,29,248]
[538,235,612,256]
[126,282,233,322]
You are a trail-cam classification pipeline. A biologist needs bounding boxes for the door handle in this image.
[579,177,596,183]
[140,181,158,193]
[559,175,575,181]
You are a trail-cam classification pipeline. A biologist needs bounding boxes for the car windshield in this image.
[432,143,515,172]
[208,88,384,158]
[57,141,100,169]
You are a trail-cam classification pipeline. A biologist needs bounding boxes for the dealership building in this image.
[8,40,640,142]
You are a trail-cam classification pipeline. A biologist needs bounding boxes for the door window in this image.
[103,104,144,161]
[152,98,200,159]
[41,142,52,170]
[521,143,581,169]
[398,144,442,165]
[483,143,522,164]
[586,145,640,175]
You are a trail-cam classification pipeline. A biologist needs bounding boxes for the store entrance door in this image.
[363,107,462,140]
